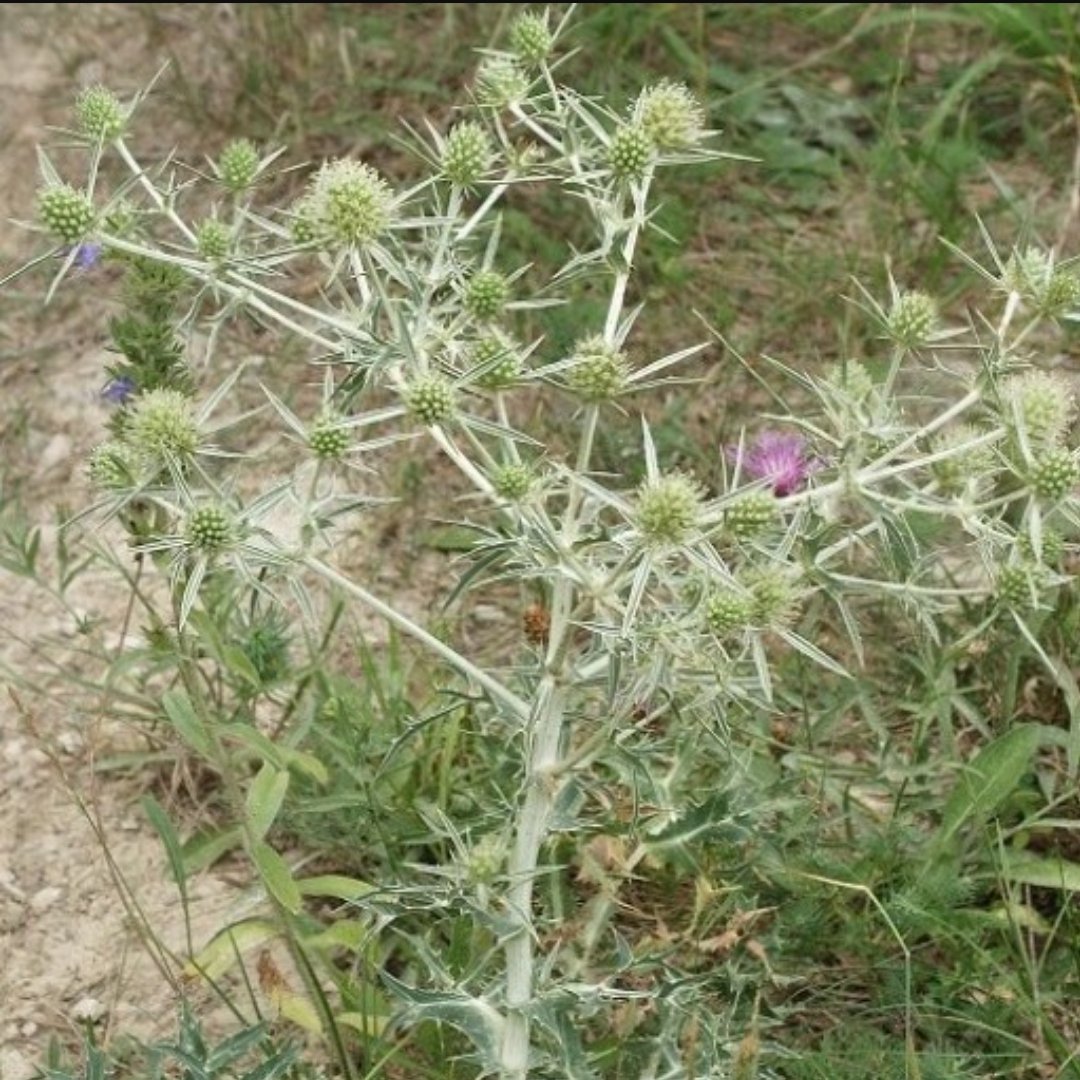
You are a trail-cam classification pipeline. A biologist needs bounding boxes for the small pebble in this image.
[0,1048,37,1080]
[40,433,73,472]
[29,886,63,914]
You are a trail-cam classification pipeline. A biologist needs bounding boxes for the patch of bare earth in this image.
[0,8,246,1076]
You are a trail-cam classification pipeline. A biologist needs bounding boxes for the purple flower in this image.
[728,431,818,496]
[101,376,136,405]
[57,242,103,271]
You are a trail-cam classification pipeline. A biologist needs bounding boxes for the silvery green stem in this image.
[303,556,529,721]
[115,139,198,244]
[498,175,651,1078]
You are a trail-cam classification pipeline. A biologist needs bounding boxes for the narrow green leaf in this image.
[181,825,244,875]
[252,841,302,913]
[223,644,262,688]
[937,724,1042,847]
[297,874,374,901]
[278,746,329,785]
[245,763,290,841]
[162,688,212,757]
[184,917,277,981]
[141,795,187,901]
[1000,852,1080,891]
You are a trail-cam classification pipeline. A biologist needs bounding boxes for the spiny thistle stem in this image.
[303,556,529,721]
[499,171,650,1077]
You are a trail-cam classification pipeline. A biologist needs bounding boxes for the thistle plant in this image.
[13,8,1080,1079]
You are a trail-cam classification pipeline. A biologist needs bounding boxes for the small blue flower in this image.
[57,242,103,271]
[101,376,136,405]
[74,241,103,269]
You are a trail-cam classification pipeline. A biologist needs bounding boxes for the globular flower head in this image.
[1017,526,1066,568]
[744,569,803,631]
[509,11,553,66]
[1003,247,1080,316]
[608,124,654,183]
[566,335,629,402]
[465,270,510,320]
[472,332,522,389]
[930,424,996,495]
[404,375,457,426]
[704,589,753,640]
[217,138,260,192]
[634,80,705,150]
[38,184,95,244]
[442,122,493,187]
[308,411,350,461]
[127,389,200,460]
[491,462,534,502]
[886,290,937,349]
[725,491,778,540]
[463,833,506,885]
[308,160,395,249]
[76,85,125,140]
[729,431,817,497]
[475,57,530,109]
[88,441,139,491]
[635,472,703,548]
[289,195,318,244]
[1029,447,1078,502]
[997,561,1045,611]
[185,505,233,554]
[1002,370,1074,446]
[196,218,230,262]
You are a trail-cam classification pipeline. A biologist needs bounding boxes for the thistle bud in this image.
[127,389,200,460]
[88,441,138,491]
[886,290,937,349]
[217,138,260,192]
[76,86,125,140]
[492,462,533,502]
[185,505,232,553]
[472,332,522,389]
[1002,371,1074,447]
[608,125,653,182]
[309,160,394,249]
[566,335,629,402]
[997,562,1044,611]
[704,590,753,639]
[464,834,506,885]
[509,12,553,66]
[465,270,510,320]
[635,472,703,548]
[404,375,457,426]
[196,219,230,262]
[442,122,493,187]
[1029,448,1078,501]
[744,570,802,631]
[475,57,529,109]
[1017,527,1065,567]
[38,184,95,243]
[634,80,705,150]
[725,491,777,540]
[308,412,350,461]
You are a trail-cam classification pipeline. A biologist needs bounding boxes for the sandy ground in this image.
[0,9,249,1075]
